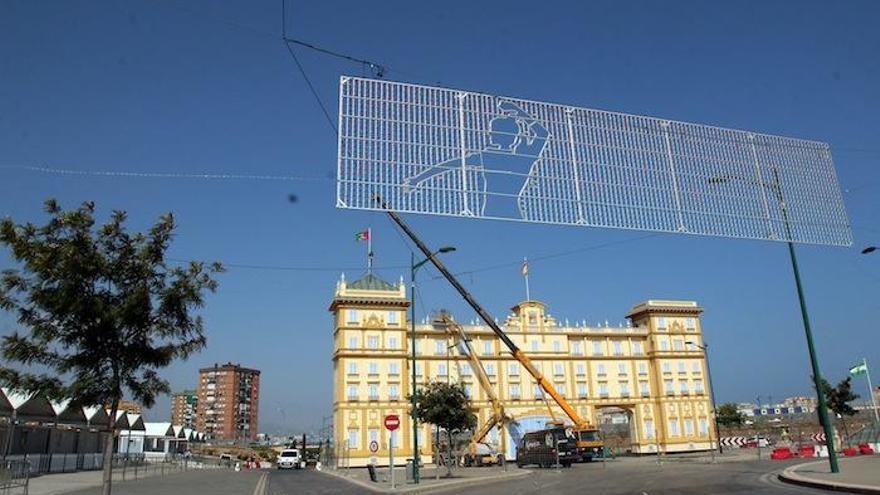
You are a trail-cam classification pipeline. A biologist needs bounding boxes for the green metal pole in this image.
[786,241,839,473]
[410,252,420,483]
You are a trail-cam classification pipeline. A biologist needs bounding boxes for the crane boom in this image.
[381,200,588,429]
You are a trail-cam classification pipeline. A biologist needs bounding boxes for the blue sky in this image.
[1,0,878,434]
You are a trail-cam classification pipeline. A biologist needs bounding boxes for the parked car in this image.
[515,427,579,468]
[277,449,303,469]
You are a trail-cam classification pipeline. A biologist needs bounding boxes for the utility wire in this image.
[0,165,330,182]
[168,258,407,272]
[284,41,338,136]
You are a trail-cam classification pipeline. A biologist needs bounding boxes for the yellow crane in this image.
[435,313,511,466]
[384,203,603,461]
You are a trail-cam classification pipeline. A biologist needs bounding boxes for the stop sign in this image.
[384,414,400,431]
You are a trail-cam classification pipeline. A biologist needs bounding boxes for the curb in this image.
[316,467,531,494]
[777,460,880,495]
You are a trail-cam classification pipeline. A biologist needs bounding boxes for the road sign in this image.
[369,440,379,453]
[337,76,851,247]
[385,414,400,431]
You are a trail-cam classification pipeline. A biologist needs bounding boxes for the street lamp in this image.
[709,169,840,472]
[686,341,722,457]
[410,245,455,484]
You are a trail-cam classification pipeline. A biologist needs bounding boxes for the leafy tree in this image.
[412,381,476,477]
[716,402,744,429]
[818,377,859,446]
[0,200,222,495]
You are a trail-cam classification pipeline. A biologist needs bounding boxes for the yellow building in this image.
[330,273,716,467]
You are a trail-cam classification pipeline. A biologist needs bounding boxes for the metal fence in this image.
[0,459,29,495]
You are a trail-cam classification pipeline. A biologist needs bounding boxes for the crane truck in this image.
[382,200,603,463]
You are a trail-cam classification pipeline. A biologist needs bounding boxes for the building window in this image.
[388,311,398,325]
[438,363,447,376]
[685,419,694,436]
[369,429,379,445]
[657,317,667,330]
[699,418,709,435]
[692,362,701,373]
[347,310,359,324]
[464,384,473,398]
[553,341,562,353]
[577,382,588,398]
[508,363,520,377]
[486,363,496,376]
[483,341,492,356]
[571,342,582,356]
[639,381,649,397]
[368,362,379,375]
[680,381,689,394]
[509,384,521,399]
[633,342,643,356]
[694,379,704,394]
[576,364,586,376]
[592,342,602,356]
[668,419,679,436]
[389,337,398,349]
[554,363,564,376]
[613,341,623,356]
[686,318,695,331]
[389,363,399,375]
[416,363,423,376]
[556,383,566,396]
[598,383,609,398]
[678,361,686,374]
[644,420,654,439]
[659,340,669,351]
[638,363,648,375]
[673,340,683,351]
[662,363,671,374]
[534,384,544,399]
[348,336,358,349]
[665,380,674,395]
[347,385,358,401]
[367,336,379,350]
[348,430,359,449]
[389,384,399,400]
[461,363,472,376]
[347,363,358,375]
[530,340,539,352]
[435,341,445,356]
[597,364,606,377]
[620,382,630,397]
[618,363,628,376]
[369,384,379,401]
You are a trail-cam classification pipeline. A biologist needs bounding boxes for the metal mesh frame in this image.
[337,76,851,246]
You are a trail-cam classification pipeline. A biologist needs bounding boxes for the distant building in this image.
[196,363,260,442]
[171,390,198,429]
[114,399,143,415]
[737,396,816,418]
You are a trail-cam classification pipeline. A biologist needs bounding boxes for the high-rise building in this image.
[196,362,260,442]
[112,399,143,415]
[330,273,716,467]
[171,390,198,429]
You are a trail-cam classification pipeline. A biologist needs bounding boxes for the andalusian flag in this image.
[521,259,529,276]
[355,229,370,242]
[850,362,868,376]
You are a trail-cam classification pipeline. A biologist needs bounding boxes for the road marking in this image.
[252,471,268,495]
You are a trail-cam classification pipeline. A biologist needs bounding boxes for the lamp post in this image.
[687,341,722,457]
[410,246,455,484]
[709,168,840,473]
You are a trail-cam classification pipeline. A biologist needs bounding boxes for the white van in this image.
[277,449,303,469]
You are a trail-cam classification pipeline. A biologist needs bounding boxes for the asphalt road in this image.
[266,459,836,495]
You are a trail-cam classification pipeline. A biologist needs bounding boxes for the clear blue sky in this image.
[1,0,878,435]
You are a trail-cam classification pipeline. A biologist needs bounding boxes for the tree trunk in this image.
[840,417,850,449]
[446,430,453,478]
[102,398,119,495]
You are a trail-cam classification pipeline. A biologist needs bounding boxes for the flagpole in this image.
[367,227,373,273]
[864,358,879,423]
[523,257,530,301]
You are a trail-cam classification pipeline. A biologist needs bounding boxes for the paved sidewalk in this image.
[778,455,880,494]
[319,464,530,494]
[27,466,263,495]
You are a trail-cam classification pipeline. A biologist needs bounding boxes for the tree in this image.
[818,377,859,446]
[412,381,476,477]
[0,200,222,495]
[716,403,744,429]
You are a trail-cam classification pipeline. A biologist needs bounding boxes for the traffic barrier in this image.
[858,444,874,455]
[797,445,816,458]
[842,447,858,457]
[770,448,793,460]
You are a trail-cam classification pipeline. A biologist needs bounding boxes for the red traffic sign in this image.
[384,414,400,431]
[369,440,379,453]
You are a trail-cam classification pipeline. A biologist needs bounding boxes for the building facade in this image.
[331,273,717,467]
[196,363,260,442]
[171,390,198,430]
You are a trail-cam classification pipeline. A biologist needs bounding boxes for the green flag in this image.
[849,362,867,376]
